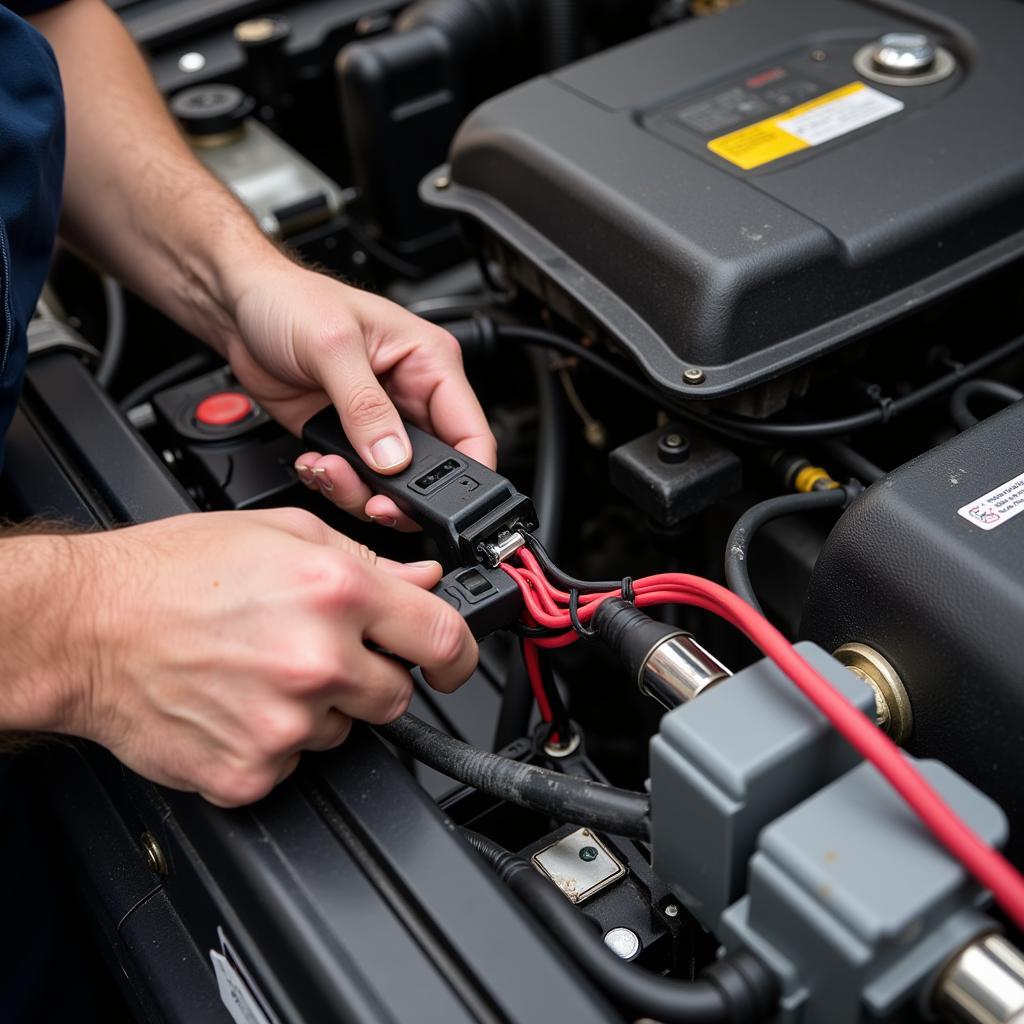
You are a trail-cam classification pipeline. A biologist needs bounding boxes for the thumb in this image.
[325,345,411,475]
[376,558,444,590]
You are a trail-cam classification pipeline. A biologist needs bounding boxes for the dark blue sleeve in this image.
[7,1,70,13]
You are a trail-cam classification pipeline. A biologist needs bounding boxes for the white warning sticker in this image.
[774,84,904,146]
[957,471,1024,531]
[211,951,272,1024]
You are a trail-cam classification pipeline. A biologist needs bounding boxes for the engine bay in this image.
[6,0,1024,1021]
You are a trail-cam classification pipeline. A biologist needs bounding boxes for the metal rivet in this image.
[810,49,827,62]
[664,903,680,918]
[140,832,169,876]
[434,175,452,190]
[178,51,207,74]
[579,846,599,862]
[682,368,706,385]
[604,927,642,961]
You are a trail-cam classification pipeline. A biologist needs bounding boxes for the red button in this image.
[195,391,254,427]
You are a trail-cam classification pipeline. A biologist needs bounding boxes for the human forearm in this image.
[30,0,276,352]
[0,533,94,736]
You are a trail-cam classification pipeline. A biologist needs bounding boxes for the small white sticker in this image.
[775,85,903,146]
[211,950,272,1024]
[957,471,1024,531]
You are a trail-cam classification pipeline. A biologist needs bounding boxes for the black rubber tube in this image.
[540,0,582,70]
[817,439,885,484]
[118,353,214,412]
[725,489,849,616]
[949,378,1023,431]
[527,346,566,551]
[492,653,534,751]
[377,714,650,840]
[462,831,779,1024]
[486,322,1024,443]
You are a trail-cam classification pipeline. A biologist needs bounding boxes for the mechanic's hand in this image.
[225,262,497,530]
[68,509,477,806]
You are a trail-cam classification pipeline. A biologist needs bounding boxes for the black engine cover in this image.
[430,0,1024,403]
[802,402,1024,864]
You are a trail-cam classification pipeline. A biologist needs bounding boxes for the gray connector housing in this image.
[650,642,876,928]
[719,760,1007,1024]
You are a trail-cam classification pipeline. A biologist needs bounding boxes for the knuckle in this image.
[274,506,322,538]
[279,643,339,693]
[259,707,311,755]
[344,382,392,428]
[360,676,413,726]
[426,605,469,666]
[207,766,274,808]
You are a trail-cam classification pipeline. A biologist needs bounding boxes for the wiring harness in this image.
[499,536,1024,934]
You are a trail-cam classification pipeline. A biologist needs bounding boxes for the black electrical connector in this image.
[302,407,537,567]
[432,562,524,640]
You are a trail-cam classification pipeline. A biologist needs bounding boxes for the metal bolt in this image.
[682,368,706,385]
[178,51,207,74]
[834,642,913,745]
[604,928,642,961]
[810,49,827,62]
[658,431,691,464]
[544,727,581,759]
[140,832,169,876]
[579,846,599,862]
[433,174,452,190]
[664,903,680,918]
[871,32,936,75]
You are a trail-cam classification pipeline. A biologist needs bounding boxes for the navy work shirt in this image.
[0,1,66,463]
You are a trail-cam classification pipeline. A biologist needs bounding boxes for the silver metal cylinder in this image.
[641,635,731,707]
[935,934,1024,1024]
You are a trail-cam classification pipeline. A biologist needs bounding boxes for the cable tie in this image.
[620,576,635,604]
[568,589,597,638]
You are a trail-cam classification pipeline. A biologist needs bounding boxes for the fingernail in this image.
[369,514,398,528]
[370,434,408,469]
[408,560,440,569]
[310,467,333,492]
[295,462,314,481]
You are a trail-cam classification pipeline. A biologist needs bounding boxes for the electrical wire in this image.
[489,321,1024,442]
[376,713,651,840]
[499,553,1024,933]
[118,353,214,412]
[949,378,1023,431]
[724,488,851,615]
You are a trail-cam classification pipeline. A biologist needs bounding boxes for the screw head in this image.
[579,846,599,862]
[140,832,169,876]
[178,51,206,74]
[433,174,452,190]
[604,927,641,961]
[810,49,827,62]
[682,368,706,385]
[871,32,936,75]
[664,903,680,918]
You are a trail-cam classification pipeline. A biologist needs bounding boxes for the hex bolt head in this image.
[682,368,706,385]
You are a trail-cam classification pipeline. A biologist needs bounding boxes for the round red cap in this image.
[195,391,254,427]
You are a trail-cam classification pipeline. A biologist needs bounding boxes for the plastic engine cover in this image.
[428,0,1024,401]
[802,400,1024,865]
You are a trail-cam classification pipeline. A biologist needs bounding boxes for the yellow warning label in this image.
[708,81,903,170]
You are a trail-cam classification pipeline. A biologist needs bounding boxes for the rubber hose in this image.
[377,714,650,840]
[949,378,1023,431]
[725,488,849,616]
[95,275,126,390]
